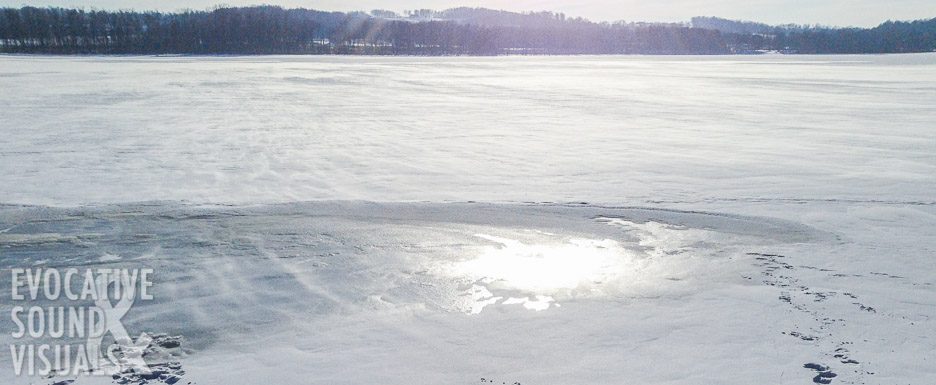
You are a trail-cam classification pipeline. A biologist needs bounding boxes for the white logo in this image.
[9,268,155,377]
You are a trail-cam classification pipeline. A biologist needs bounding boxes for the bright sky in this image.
[1,0,934,27]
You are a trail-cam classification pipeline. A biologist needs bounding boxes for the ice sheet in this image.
[0,54,934,206]
[1,54,934,385]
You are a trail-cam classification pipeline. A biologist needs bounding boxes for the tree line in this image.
[0,6,933,55]
[694,16,936,54]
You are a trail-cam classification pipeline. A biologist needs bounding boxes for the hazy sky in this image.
[1,0,934,27]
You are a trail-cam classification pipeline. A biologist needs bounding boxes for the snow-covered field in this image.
[0,54,934,385]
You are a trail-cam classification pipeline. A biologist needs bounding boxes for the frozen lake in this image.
[1,54,934,206]
[0,54,934,385]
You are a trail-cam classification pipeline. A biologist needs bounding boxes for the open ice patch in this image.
[452,234,630,292]
[435,234,632,313]
[430,218,733,314]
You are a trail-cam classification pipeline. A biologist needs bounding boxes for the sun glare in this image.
[452,234,631,293]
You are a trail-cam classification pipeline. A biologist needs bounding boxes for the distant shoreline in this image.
[2,6,934,55]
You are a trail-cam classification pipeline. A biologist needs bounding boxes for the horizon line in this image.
[3,3,934,29]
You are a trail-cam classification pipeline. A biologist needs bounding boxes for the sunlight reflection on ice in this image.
[458,234,629,292]
[437,232,636,314]
[434,218,727,314]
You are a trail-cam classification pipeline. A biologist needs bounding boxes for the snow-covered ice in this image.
[0,54,933,206]
[0,54,934,385]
